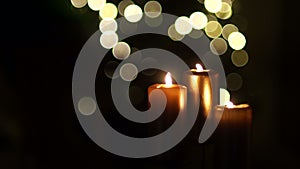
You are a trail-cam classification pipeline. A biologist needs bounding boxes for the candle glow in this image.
[196,63,204,72]
[165,72,173,87]
[225,101,234,108]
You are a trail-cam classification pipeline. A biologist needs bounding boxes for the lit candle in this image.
[148,72,187,123]
[212,101,253,169]
[183,64,219,141]
[147,72,187,162]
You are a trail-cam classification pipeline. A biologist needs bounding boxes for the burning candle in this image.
[212,101,253,169]
[148,72,187,122]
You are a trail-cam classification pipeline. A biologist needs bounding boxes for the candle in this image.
[212,101,253,169]
[148,72,187,126]
[184,64,219,140]
[147,72,187,163]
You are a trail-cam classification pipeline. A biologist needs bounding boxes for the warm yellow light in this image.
[196,64,204,72]
[99,19,118,32]
[112,42,131,60]
[215,2,232,20]
[165,72,172,87]
[71,0,87,8]
[219,88,230,106]
[231,50,249,67]
[117,0,134,16]
[87,0,106,11]
[144,1,162,18]
[225,101,234,108]
[189,12,208,30]
[210,37,228,55]
[124,4,143,23]
[99,3,118,19]
[168,24,184,41]
[204,0,222,13]
[175,16,193,35]
[205,21,222,38]
[222,24,238,40]
[228,31,246,50]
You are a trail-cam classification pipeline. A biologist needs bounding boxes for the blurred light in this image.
[215,2,232,20]
[222,0,232,6]
[78,97,97,115]
[205,21,222,38]
[225,101,234,108]
[99,19,118,33]
[119,18,138,34]
[99,3,118,19]
[112,42,131,60]
[168,24,184,41]
[165,72,172,86]
[87,0,106,11]
[71,0,87,8]
[210,37,228,55]
[206,14,218,21]
[189,12,207,30]
[144,14,163,27]
[219,88,230,106]
[104,61,119,79]
[144,1,162,18]
[231,50,249,67]
[196,63,204,72]
[124,4,143,23]
[120,63,138,81]
[222,24,238,40]
[228,31,246,50]
[189,29,204,39]
[226,72,243,91]
[175,16,193,35]
[118,0,134,16]
[204,0,222,13]
[100,31,118,49]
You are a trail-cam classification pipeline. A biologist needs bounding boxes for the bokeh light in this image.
[100,31,118,49]
[189,29,204,39]
[215,2,232,20]
[118,0,134,16]
[175,16,193,35]
[189,11,208,30]
[210,37,228,55]
[204,0,222,13]
[99,19,118,33]
[222,24,238,40]
[124,4,143,23]
[78,97,97,115]
[99,3,118,19]
[219,88,230,106]
[231,50,249,67]
[144,1,162,18]
[71,0,88,8]
[112,42,131,60]
[228,31,246,50]
[205,21,222,38]
[168,24,185,41]
[120,63,138,81]
[87,0,106,11]
[226,72,243,91]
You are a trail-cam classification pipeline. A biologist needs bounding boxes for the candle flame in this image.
[225,101,235,108]
[196,64,204,72]
[165,72,172,87]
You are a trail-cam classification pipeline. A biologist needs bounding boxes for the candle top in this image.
[218,103,250,109]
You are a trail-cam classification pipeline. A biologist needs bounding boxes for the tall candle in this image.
[184,64,219,140]
[148,72,187,163]
[212,101,253,169]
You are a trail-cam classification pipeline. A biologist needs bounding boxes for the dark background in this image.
[0,0,299,168]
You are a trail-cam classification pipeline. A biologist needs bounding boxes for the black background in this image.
[0,0,299,168]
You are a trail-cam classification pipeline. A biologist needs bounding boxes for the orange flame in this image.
[196,63,204,72]
[165,72,172,87]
